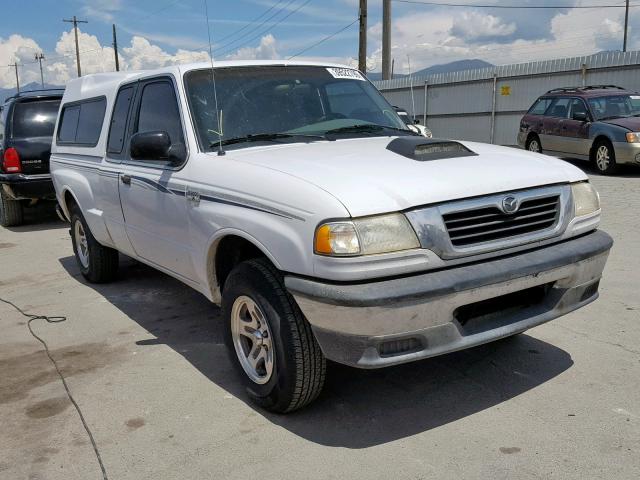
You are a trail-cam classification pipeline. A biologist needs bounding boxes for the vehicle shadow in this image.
[59,256,573,448]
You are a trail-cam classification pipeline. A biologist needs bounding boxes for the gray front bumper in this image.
[285,231,613,368]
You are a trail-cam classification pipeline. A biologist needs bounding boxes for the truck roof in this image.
[61,60,354,104]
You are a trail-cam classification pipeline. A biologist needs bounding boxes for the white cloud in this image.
[361,2,629,74]
[0,29,211,88]
[225,34,279,60]
[0,34,44,88]
[450,12,516,42]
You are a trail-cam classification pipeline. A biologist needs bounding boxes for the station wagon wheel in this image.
[526,135,542,153]
[592,139,618,175]
[69,205,119,283]
[231,295,275,384]
[222,258,326,413]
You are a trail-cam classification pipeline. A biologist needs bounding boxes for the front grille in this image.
[443,195,560,247]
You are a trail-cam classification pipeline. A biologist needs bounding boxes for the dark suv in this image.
[518,85,640,174]
[0,89,63,226]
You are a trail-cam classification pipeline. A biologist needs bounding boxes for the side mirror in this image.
[573,111,588,122]
[130,131,171,161]
[414,118,420,124]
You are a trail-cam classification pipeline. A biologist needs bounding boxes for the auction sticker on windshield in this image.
[326,67,365,81]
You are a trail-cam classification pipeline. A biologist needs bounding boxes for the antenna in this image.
[407,54,416,121]
[203,0,225,156]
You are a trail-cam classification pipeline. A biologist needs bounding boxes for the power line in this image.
[289,18,359,59]
[216,0,313,57]
[213,0,298,53]
[391,0,637,8]
[213,0,288,45]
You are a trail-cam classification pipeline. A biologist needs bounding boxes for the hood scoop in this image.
[386,137,477,161]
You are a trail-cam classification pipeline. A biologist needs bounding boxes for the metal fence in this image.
[372,51,640,146]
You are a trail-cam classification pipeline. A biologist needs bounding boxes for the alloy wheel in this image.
[230,295,275,385]
[74,220,90,269]
[596,145,610,171]
[528,139,540,152]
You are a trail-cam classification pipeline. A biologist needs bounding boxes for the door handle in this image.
[121,175,131,185]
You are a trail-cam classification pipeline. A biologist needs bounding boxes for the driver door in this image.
[117,77,197,282]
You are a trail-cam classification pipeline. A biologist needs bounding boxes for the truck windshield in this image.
[184,66,409,151]
[11,98,61,138]
[587,95,640,120]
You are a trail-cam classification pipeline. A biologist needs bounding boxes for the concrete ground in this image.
[1,162,639,480]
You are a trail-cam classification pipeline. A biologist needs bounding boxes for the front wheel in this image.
[70,206,119,283]
[222,258,326,413]
[526,135,542,153]
[593,140,619,175]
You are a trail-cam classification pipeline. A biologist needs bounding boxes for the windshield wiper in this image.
[324,124,416,136]
[214,132,324,147]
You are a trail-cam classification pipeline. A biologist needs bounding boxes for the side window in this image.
[57,105,80,143]
[57,98,106,146]
[568,99,588,119]
[547,97,571,118]
[135,81,184,145]
[528,98,552,115]
[107,86,134,154]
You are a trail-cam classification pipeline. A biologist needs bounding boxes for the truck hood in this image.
[231,137,587,217]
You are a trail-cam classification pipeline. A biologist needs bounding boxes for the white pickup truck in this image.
[51,61,612,412]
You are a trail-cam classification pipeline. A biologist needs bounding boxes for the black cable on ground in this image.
[0,298,108,480]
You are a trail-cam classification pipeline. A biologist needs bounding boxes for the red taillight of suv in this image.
[2,148,21,173]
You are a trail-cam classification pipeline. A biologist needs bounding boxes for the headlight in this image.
[626,132,640,143]
[314,213,420,256]
[572,182,600,217]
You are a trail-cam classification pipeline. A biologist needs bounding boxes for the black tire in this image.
[70,205,119,283]
[525,134,542,153]
[222,258,326,413]
[0,188,24,227]
[592,139,619,175]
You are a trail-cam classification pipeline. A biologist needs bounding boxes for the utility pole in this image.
[382,0,391,80]
[63,15,88,77]
[35,53,45,88]
[112,24,120,71]
[623,0,630,52]
[358,0,367,73]
[9,62,20,93]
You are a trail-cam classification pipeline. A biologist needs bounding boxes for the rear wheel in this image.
[222,258,326,413]
[70,205,119,283]
[593,139,618,175]
[0,188,24,227]
[526,135,542,153]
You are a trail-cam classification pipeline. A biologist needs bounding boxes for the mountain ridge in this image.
[366,59,495,81]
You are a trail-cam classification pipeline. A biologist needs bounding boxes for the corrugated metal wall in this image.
[373,51,640,146]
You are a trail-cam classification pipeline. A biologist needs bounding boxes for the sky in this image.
[0,0,638,88]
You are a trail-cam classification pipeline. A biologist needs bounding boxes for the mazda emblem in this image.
[502,196,519,214]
